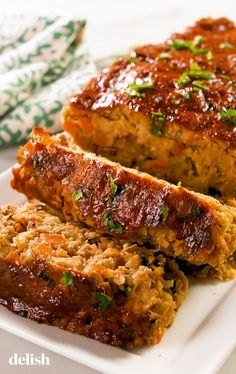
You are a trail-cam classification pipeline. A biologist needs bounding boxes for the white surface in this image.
[0,0,236,373]
[0,167,236,374]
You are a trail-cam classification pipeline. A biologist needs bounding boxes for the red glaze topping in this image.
[0,258,157,348]
[12,130,216,261]
[70,18,236,146]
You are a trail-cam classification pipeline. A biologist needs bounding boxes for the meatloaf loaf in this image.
[63,17,236,198]
[0,202,188,349]
[11,128,236,279]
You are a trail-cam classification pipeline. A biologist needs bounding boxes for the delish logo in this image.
[9,353,50,366]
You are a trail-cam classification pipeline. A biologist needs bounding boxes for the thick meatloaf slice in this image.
[63,17,236,198]
[0,202,188,349]
[11,128,236,279]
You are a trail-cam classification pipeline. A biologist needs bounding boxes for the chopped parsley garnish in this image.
[188,69,215,80]
[177,63,215,87]
[172,99,180,105]
[177,72,191,86]
[190,47,209,55]
[150,112,165,137]
[206,50,213,61]
[103,211,123,233]
[161,205,169,221]
[171,39,192,50]
[176,89,190,99]
[192,80,209,91]
[171,35,209,55]
[127,56,141,63]
[60,270,74,287]
[192,35,203,47]
[72,189,83,201]
[94,292,112,309]
[37,271,55,287]
[193,206,203,217]
[189,61,201,71]
[220,109,236,126]
[110,176,117,196]
[126,81,154,98]
[219,42,234,49]
[157,52,171,61]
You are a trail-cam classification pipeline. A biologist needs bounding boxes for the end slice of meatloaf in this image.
[62,17,236,199]
[11,128,236,280]
[0,202,188,349]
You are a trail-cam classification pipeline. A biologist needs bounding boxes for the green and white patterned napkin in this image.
[0,15,96,147]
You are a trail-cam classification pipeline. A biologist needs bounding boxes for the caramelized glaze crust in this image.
[0,258,159,348]
[11,129,236,269]
[69,18,236,146]
[0,202,187,349]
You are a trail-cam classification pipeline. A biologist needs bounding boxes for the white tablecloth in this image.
[0,0,235,372]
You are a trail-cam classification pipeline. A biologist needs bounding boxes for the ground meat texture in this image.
[62,17,236,199]
[11,128,236,279]
[0,202,187,349]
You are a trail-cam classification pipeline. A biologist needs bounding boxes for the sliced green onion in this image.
[103,211,123,233]
[206,50,213,60]
[72,189,83,201]
[219,42,234,49]
[192,35,203,47]
[189,61,201,71]
[94,292,112,309]
[172,99,180,105]
[192,80,209,91]
[127,56,141,63]
[110,176,117,197]
[171,35,209,55]
[126,81,154,98]
[177,72,191,86]
[60,271,74,287]
[188,70,215,80]
[150,112,165,137]
[157,52,171,61]
[220,108,236,126]
[176,89,190,99]
[161,205,169,221]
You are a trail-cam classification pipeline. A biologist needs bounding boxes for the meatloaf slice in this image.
[11,128,236,279]
[63,17,236,198]
[0,202,188,349]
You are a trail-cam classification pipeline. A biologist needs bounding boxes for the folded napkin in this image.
[0,15,96,148]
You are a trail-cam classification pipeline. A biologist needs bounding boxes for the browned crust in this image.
[0,255,164,349]
[0,241,188,349]
[11,128,234,267]
[67,18,236,146]
[0,202,188,348]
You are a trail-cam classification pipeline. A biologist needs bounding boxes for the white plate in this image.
[0,167,236,374]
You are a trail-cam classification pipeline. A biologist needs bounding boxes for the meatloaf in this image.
[63,17,236,198]
[11,128,236,279]
[0,202,188,349]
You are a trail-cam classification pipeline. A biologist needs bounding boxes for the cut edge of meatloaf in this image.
[0,202,188,349]
[62,17,236,199]
[11,128,236,279]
